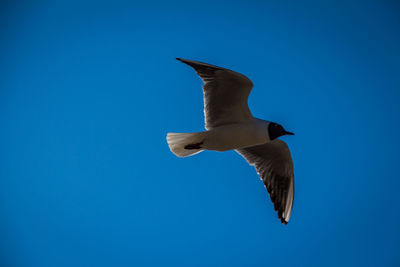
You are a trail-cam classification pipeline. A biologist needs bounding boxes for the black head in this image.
[268,122,294,140]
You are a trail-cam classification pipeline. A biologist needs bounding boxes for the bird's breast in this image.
[203,122,269,151]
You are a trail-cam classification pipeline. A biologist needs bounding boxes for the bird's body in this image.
[167,58,295,224]
[201,119,270,151]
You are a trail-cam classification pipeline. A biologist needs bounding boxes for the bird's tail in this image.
[166,132,207,158]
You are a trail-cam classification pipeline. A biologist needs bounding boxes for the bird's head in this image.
[268,122,294,140]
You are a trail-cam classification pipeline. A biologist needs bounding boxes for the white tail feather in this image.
[166,132,206,157]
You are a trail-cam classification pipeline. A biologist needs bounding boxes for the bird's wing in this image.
[177,58,254,129]
[236,139,294,224]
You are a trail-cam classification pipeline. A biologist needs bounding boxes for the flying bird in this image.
[167,58,295,224]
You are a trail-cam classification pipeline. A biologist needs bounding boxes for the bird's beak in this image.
[285,131,294,136]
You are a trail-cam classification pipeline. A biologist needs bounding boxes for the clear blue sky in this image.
[1,1,399,266]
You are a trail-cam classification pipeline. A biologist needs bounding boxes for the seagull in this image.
[167,58,295,224]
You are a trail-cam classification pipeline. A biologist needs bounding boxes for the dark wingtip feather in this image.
[175,58,194,67]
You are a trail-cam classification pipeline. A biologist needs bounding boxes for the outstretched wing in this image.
[236,140,294,224]
[177,58,254,129]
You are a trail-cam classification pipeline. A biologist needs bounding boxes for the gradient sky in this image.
[1,1,400,266]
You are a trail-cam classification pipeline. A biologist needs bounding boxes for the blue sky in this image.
[1,1,399,266]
